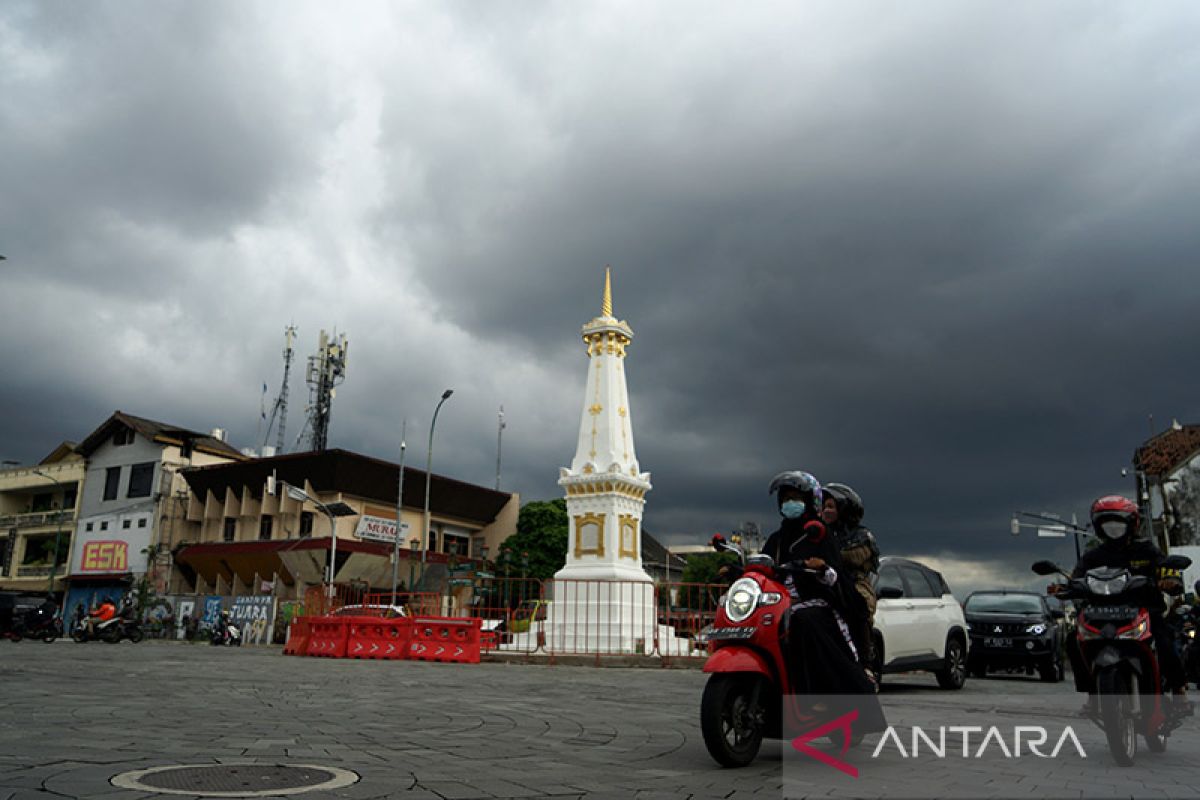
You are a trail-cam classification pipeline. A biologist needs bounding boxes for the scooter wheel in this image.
[128,628,144,644]
[42,634,58,644]
[701,674,766,768]
[1097,669,1136,767]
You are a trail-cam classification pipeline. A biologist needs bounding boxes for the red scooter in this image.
[1033,555,1193,766]
[700,535,864,767]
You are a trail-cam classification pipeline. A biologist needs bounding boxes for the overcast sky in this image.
[3,1,1199,594]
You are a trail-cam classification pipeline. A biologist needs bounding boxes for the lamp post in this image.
[421,389,454,572]
[284,483,356,602]
[390,424,407,607]
[32,469,66,593]
[1010,510,1087,561]
[408,538,420,601]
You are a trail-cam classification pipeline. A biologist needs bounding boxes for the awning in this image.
[175,537,423,589]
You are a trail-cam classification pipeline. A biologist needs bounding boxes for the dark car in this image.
[964,590,1065,682]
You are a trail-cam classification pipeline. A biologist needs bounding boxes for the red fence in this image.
[287,578,725,665]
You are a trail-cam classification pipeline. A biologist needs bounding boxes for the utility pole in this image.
[495,406,505,491]
[391,422,407,606]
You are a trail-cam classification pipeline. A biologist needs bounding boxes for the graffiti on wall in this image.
[230,596,275,645]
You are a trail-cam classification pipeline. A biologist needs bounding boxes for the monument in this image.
[542,268,667,653]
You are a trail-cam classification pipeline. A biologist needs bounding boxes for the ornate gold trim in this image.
[564,481,646,499]
[573,513,606,558]
[618,514,639,559]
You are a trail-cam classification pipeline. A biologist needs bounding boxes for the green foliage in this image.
[681,552,740,586]
[497,498,569,581]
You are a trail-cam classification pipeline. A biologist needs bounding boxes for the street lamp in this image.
[390,425,407,607]
[32,470,67,593]
[422,389,454,572]
[283,483,356,601]
[1010,511,1088,561]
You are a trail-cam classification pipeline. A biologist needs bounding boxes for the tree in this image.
[496,498,569,581]
[680,551,740,586]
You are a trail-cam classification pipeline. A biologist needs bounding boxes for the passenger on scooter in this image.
[821,482,879,672]
[761,471,883,730]
[1053,496,1189,711]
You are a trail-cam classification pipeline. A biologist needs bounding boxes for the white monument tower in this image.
[546,268,658,652]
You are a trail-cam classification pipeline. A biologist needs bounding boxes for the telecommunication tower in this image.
[261,325,297,453]
[304,329,349,452]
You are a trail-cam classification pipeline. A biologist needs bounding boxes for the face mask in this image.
[1100,520,1128,540]
[780,500,806,520]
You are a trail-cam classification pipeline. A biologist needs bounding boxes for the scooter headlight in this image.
[725,578,762,624]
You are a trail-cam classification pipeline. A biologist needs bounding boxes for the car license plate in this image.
[984,637,1012,648]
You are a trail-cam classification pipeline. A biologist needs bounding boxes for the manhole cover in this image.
[111,763,359,797]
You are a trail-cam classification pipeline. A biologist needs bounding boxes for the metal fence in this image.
[342,577,725,665]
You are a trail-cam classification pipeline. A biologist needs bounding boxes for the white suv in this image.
[871,556,968,689]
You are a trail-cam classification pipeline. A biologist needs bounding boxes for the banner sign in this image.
[354,514,411,544]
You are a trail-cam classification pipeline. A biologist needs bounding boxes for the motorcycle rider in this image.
[86,596,117,637]
[1054,495,1189,713]
[821,482,879,675]
[760,472,883,731]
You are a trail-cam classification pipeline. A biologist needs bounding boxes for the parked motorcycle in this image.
[1033,555,1193,766]
[210,613,242,646]
[20,606,62,643]
[699,534,869,767]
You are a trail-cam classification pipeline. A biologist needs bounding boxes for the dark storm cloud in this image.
[3,1,1200,590]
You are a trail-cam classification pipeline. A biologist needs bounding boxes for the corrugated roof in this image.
[75,411,247,460]
[181,448,514,525]
[1134,424,1200,477]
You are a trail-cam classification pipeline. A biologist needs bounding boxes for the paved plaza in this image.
[1,641,1197,799]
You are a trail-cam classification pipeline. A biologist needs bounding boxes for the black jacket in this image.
[1070,538,1166,611]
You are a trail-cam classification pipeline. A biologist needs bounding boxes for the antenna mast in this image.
[261,325,297,454]
[304,329,349,452]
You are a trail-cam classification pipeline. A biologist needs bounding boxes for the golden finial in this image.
[602,266,613,317]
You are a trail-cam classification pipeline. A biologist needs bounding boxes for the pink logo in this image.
[790,710,859,778]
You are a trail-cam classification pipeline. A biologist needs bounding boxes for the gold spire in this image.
[602,266,612,317]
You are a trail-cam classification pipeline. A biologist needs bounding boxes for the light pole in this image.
[408,537,421,600]
[1010,510,1087,561]
[32,470,67,593]
[496,406,505,491]
[283,483,356,602]
[390,423,407,607]
[422,389,454,574]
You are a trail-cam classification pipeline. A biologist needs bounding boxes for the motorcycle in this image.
[699,534,867,767]
[102,617,145,644]
[20,606,62,643]
[1032,555,1192,766]
[210,615,242,646]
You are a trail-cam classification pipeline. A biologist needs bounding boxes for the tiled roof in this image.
[75,411,247,460]
[1134,424,1200,477]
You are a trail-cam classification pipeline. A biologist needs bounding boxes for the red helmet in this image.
[1090,495,1139,542]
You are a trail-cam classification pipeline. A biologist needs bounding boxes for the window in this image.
[259,516,273,541]
[63,485,77,509]
[299,512,314,538]
[223,518,236,543]
[103,467,121,501]
[85,522,94,532]
[876,566,904,598]
[180,440,193,459]
[112,428,134,446]
[899,566,937,599]
[127,462,155,498]
[100,521,109,531]
[32,493,53,512]
[122,519,131,530]
[137,518,147,528]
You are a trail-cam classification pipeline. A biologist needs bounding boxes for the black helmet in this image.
[823,482,864,526]
[767,471,822,506]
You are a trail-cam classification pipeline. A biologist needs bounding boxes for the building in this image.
[1134,420,1200,549]
[172,448,519,600]
[0,443,85,593]
[64,412,247,613]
